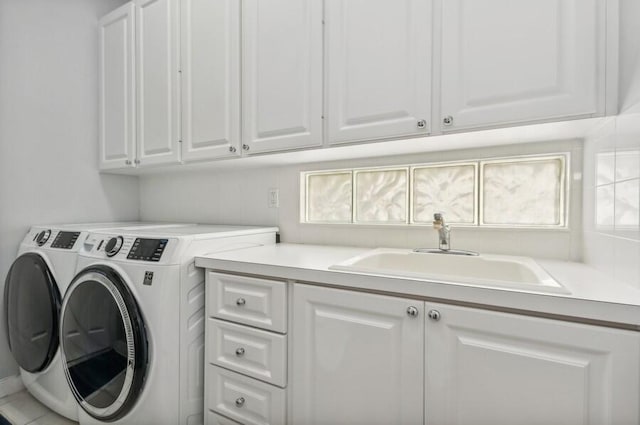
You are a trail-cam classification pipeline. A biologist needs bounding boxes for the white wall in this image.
[141,140,584,261]
[582,0,640,290]
[0,0,138,380]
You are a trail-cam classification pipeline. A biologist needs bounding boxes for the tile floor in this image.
[0,391,76,425]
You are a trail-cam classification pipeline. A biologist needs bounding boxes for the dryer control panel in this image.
[51,231,81,249]
[127,238,168,262]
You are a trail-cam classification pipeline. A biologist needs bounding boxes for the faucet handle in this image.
[433,213,445,228]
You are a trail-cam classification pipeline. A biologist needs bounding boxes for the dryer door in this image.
[60,266,148,421]
[4,253,61,373]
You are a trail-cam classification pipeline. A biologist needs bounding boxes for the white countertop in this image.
[195,243,640,329]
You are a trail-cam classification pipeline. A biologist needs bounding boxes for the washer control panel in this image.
[127,238,168,262]
[51,231,81,249]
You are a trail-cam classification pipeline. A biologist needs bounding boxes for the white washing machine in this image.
[59,225,278,424]
[3,222,190,420]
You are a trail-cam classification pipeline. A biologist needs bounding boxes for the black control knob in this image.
[105,236,124,257]
[35,230,51,246]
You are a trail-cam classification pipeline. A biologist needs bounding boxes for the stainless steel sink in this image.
[330,248,569,294]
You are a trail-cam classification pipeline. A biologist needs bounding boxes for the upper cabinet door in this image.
[181,0,241,162]
[440,0,603,132]
[99,3,136,170]
[135,0,181,166]
[325,0,432,145]
[241,0,323,154]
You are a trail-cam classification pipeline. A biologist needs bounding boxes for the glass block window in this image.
[300,154,568,228]
[355,169,408,223]
[412,164,477,224]
[481,156,565,226]
[305,172,352,223]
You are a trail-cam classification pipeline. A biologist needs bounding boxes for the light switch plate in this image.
[268,188,279,208]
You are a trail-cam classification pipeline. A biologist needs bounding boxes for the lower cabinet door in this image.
[291,284,424,425]
[425,303,640,425]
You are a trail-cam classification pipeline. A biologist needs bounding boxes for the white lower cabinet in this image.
[205,272,288,425]
[425,302,640,425]
[203,272,640,425]
[291,283,424,425]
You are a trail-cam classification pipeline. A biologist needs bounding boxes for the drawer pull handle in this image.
[235,347,245,356]
[236,298,246,306]
[235,397,245,408]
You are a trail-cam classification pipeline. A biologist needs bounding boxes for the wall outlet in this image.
[268,188,279,208]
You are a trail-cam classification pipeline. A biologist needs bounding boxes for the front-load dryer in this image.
[3,222,190,420]
[59,225,278,424]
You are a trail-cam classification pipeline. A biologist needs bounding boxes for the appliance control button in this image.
[36,229,51,246]
[105,236,124,257]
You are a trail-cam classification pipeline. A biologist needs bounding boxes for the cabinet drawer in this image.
[207,411,241,425]
[207,365,286,425]
[207,319,287,387]
[207,272,287,333]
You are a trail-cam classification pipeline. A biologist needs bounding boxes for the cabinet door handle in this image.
[443,116,454,126]
[235,347,245,357]
[242,144,250,151]
[125,160,132,165]
[235,397,245,408]
[417,119,427,129]
[236,298,246,306]
[229,146,237,153]
[428,309,441,321]
[406,306,419,317]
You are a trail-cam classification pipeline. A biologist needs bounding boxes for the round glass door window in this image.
[60,266,148,421]
[4,253,60,373]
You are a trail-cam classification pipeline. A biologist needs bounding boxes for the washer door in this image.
[4,253,61,373]
[60,266,148,422]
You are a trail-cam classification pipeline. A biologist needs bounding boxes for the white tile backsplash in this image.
[583,103,640,289]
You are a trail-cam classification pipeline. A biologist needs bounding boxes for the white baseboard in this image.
[0,375,24,399]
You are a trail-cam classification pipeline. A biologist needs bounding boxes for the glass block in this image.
[306,172,353,223]
[482,158,564,226]
[412,164,476,224]
[355,169,407,223]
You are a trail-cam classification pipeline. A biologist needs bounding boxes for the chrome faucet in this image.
[432,213,451,251]
[413,213,478,256]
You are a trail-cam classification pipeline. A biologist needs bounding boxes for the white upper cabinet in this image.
[325,0,432,145]
[291,284,424,425]
[425,303,640,425]
[181,0,241,162]
[241,0,323,154]
[135,0,181,166]
[440,0,604,132]
[99,3,136,170]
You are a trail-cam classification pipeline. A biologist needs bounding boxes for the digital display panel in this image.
[51,232,81,249]
[127,238,168,262]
